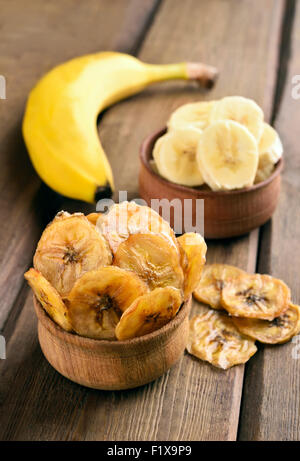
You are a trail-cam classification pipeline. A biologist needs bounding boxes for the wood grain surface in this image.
[0,0,159,330]
[238,0,300,441]
[0,0,297,442]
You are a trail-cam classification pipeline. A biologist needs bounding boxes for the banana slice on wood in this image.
[187,305,257,369]
[114,233,184,292]
[210,96,264,141]
[115,287,182,340]
[221,273,291,320]
[167,101,215,132]
[232,303,300,344]
[193,264,246,309]
[177,233,207,298]
[34,212,112,298]
[67,266,149,340]
[24,268,72,331]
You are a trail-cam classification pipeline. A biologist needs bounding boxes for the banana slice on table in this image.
[24,268,72,331]
[33,212,112,298]
[114,233,184,292]
[153,127,204,186]
[255,123,283,183]
[115,287,182,340]
[167,101,215,132]
[101,202,178,254]
[67,266,149,340]
[186,305,257,369]
[221,273,291,320]
[193,264,246,310]
[210,96,264,141]
[177,233,207,298]
[197,120,259,191]
[232,303,300,344]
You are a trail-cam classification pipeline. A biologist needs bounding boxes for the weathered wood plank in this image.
[239,0,300,441]
[0,0,284,441]
[0,0,159,331]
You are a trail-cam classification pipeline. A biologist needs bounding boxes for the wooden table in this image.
[0,0,299,441]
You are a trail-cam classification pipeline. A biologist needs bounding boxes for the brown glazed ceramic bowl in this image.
[139,128,283,239]
[34,295,191,390]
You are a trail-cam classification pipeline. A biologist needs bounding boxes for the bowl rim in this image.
[33,294,191,349]
[140,127,283,196]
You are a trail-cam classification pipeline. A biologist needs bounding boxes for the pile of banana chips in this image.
[25,203,206,341]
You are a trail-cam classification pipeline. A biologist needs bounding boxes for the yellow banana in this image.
[23,52,217,202]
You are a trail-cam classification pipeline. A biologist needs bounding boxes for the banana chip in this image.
[232,303,300,344]
[115,287,182,340]
[67,266,149,340]
[114,233,184,291]
[221,273,291,320]
[187,305,257,369]
[86,212,105,227]
[177,233,207,298]
[101,202,178,255]
[24,268,72,331]
[34,212,112,298]
[193,264,245,309]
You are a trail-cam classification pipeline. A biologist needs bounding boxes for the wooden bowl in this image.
[33,295,191,390]
[139,128,283,239]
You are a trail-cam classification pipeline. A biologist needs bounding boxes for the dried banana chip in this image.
[187,306,257,369]
[221,273,291,320]
[24,268,72,331]
[34,212,112,298]
[193,264,245,309]
[101,201,178,254]
[232,303,300,344]
[115,287,182,340]
[86,212,105,227]
[177,233,207,298]
[114,233,184,291]
[67,266,149,340]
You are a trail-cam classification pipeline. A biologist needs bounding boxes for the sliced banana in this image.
[167,101,215,132]
[255,123,283,183]
[67,266,149,340]
[221,273,291,320]
[101,202,178,254]
[177,233,207,298]
[153,127,204,186]
[114,233,184,292]
[197,120,259,191]
[232,303,300,344]
[210,96,264,141]
[186,305,257,369]
[24,268,72,331]
[193,264,246,310]
[33,212,112,298]
[115,287,182,340]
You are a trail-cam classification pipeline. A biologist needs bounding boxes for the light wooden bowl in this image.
[139,128,283,239]
[33,295,191,390]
